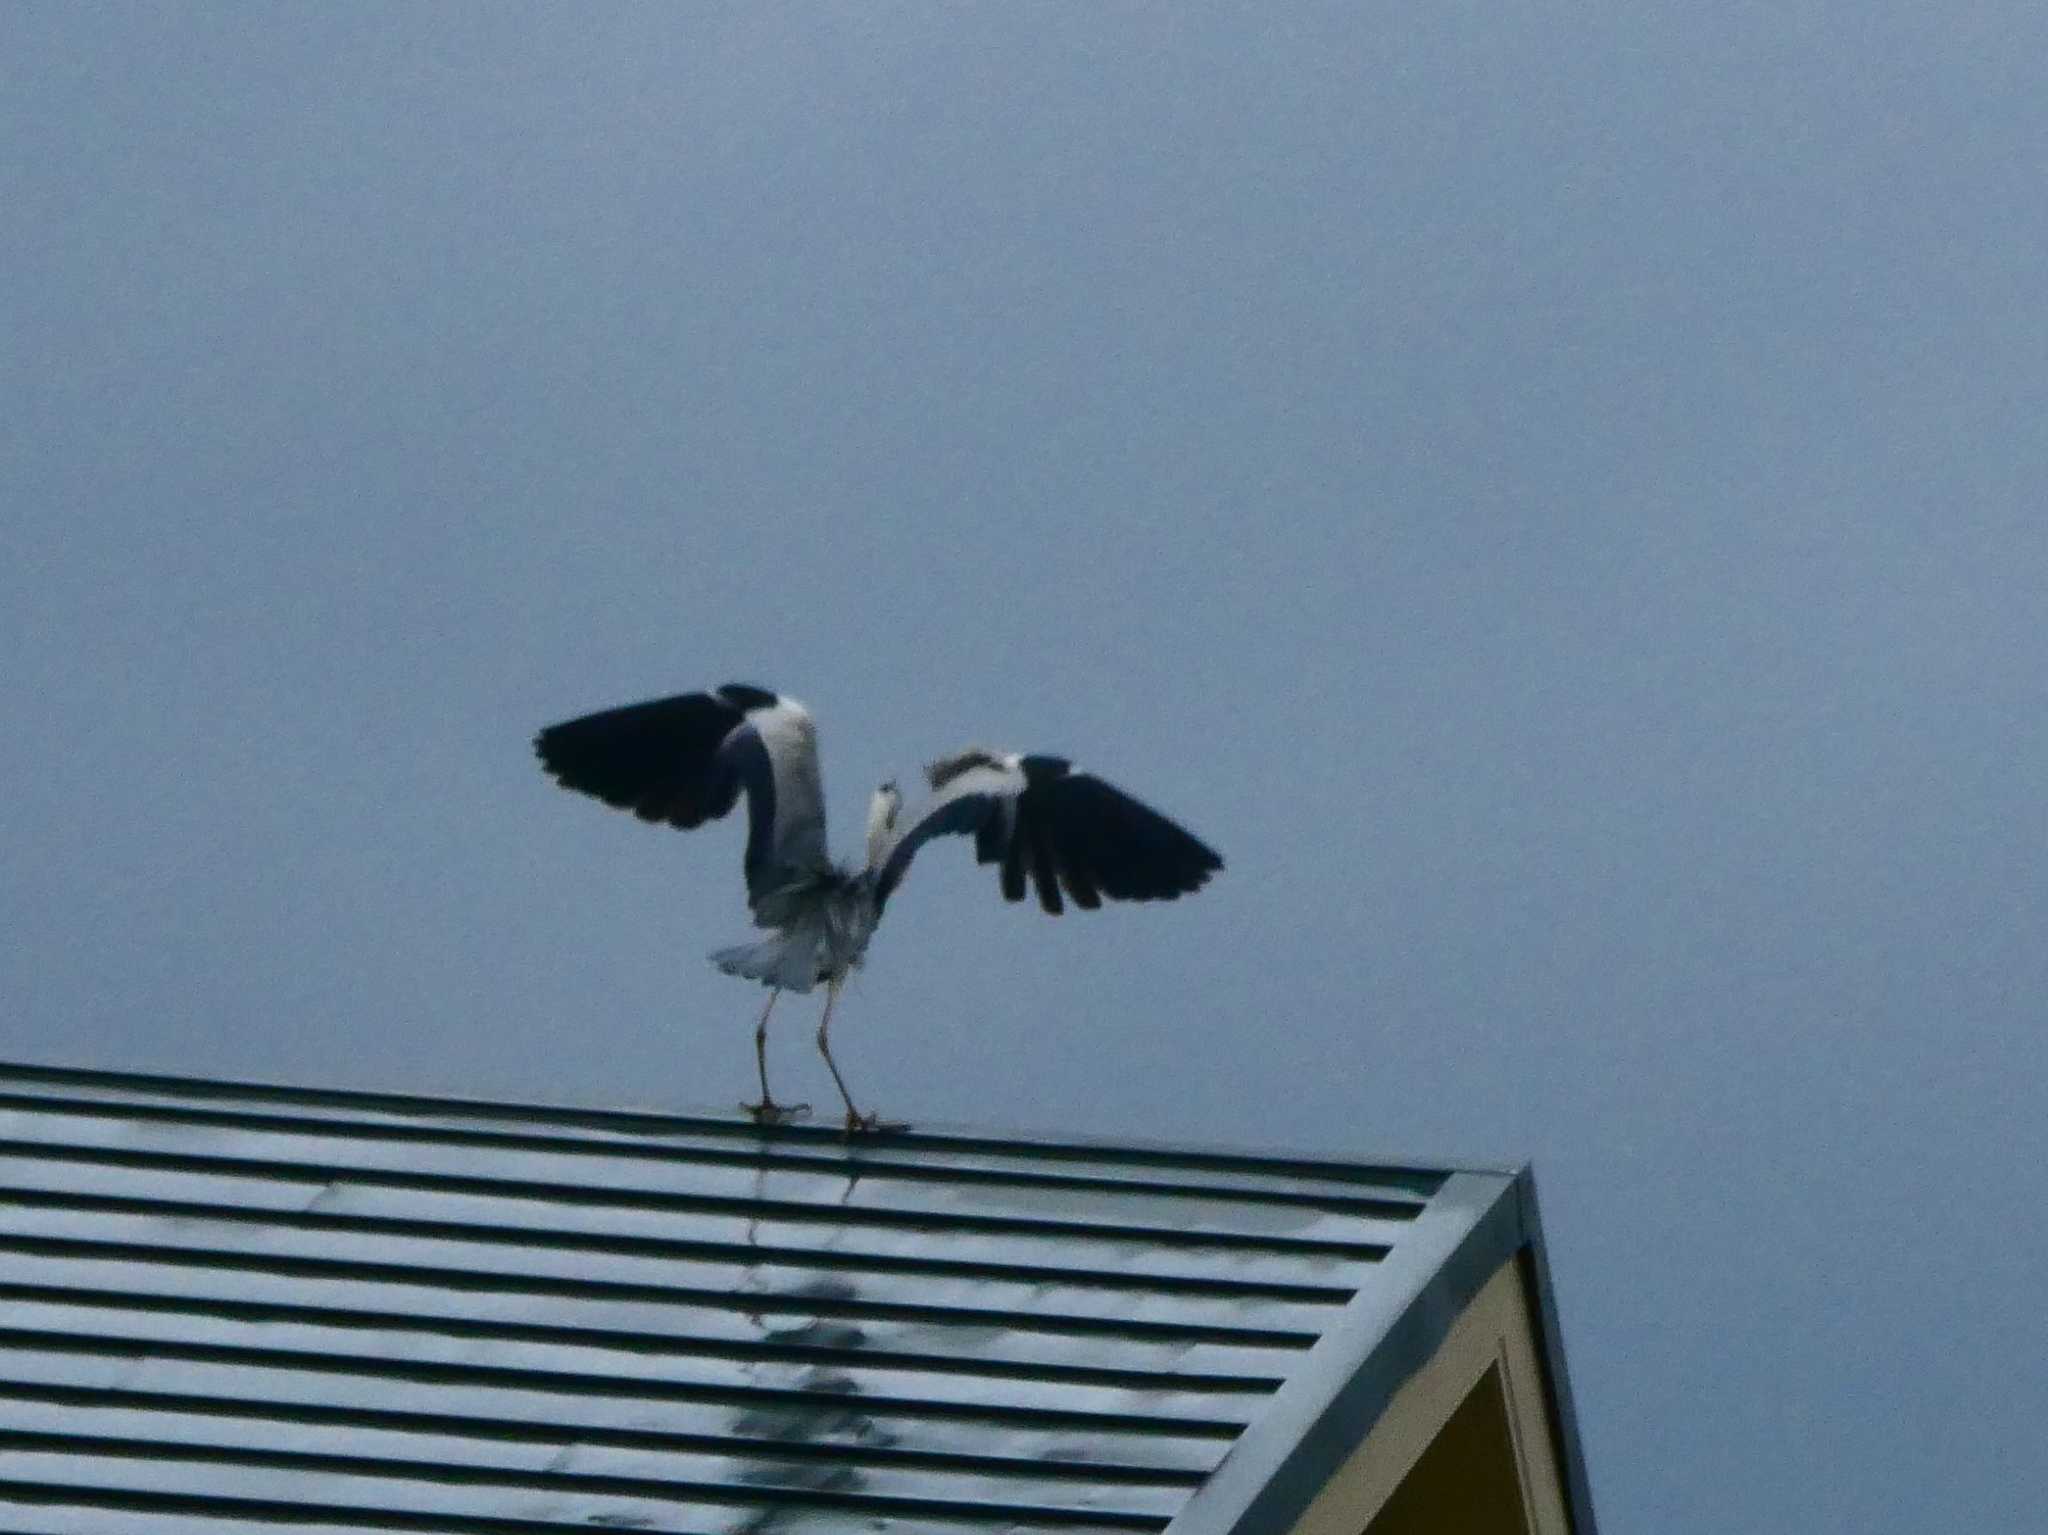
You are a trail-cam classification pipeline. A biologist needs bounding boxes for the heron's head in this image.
[865,779,902,867]
[872,779,902,827]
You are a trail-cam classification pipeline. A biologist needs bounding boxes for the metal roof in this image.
[0,1061,1594,1535]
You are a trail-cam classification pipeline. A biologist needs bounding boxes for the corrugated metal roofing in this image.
[0,1061,1590,1535]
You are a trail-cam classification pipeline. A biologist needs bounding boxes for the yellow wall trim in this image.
[1284,1255,1574,1535]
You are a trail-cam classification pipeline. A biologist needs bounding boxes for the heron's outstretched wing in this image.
[873,750,1222,916]
[534,683,829,904]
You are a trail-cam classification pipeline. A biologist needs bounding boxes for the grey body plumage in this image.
[535,683,1222,1130]
[709,867,878,994]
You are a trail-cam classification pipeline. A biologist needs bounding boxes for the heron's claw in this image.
[844,1109,909,1137]
[742,1098,811,1127]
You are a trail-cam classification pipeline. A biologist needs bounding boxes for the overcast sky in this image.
[4,5,2044,1529]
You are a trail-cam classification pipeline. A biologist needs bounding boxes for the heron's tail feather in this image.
[711,934,821,993]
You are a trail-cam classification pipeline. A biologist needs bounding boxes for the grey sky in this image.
[4,5,2043,1529]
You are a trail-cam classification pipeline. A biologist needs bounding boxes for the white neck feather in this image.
[864,783,901,869]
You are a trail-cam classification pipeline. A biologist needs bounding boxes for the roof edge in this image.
[0,1056,1510,1184]
[1165,1169,1526,1535]
[1516,1166,1601,1535]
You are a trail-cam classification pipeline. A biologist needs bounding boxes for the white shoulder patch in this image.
[925,746,1007,790]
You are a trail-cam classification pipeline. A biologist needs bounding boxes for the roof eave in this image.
[1165,1166,1598,1535]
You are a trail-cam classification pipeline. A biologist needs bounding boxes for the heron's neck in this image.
[863,789,899,870]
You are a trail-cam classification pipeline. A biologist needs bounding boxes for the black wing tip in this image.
[1122,851,1223,902]
[531,723,583,792]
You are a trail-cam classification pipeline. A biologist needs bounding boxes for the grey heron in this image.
[534,683,1223,1131]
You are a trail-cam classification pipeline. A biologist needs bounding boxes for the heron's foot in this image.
[844,1108,909,1137]
[742,1098,811,1127]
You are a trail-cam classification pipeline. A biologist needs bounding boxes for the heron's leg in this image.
[753,989,778,1102]
[741,988,808,1125]
[814,979,859,1124]
[815,977,904,1135]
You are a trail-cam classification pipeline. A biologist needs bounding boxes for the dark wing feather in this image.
[1025,808,1064,915]
[534,690,747,829]
[1039,770,1222,902]
[973,810,1009,866]
[999,825,1029,902]
[1058,840,1103,910]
